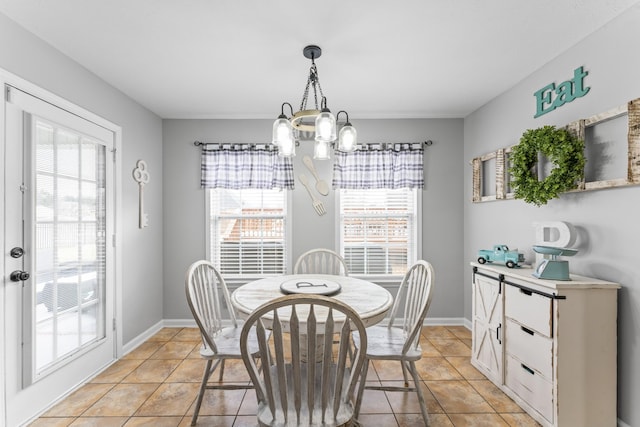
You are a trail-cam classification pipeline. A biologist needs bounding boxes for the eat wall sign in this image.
[534,66,590,118]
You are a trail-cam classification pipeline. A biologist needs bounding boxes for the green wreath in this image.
[509,125,585,206]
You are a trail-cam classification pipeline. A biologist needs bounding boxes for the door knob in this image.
[10,247,24,258]
[10,270,30,282]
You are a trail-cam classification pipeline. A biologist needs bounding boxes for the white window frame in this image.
[335,188,422,283]
[205,188,292,284]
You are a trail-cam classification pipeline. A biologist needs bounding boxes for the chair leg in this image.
[354,359,369,419]
[218,359,225,381]
[401,360,410,387]
[255,352,267,374]
[191,359,213,426]
[407,361,430,426]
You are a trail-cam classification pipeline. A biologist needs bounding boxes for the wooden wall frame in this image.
[471,97,640,202]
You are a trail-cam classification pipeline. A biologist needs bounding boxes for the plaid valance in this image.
[332,143,424,189]
[200,144,294,190]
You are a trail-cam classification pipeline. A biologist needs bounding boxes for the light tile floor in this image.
[29,326,541,427]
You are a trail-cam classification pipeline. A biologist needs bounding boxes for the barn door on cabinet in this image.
[471,271,503,383]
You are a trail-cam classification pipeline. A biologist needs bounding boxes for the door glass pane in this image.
[33,118,106,376]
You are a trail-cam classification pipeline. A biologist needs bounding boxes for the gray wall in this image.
[162,118,464,320]
[463,5,640,425]
[0,12,165,344]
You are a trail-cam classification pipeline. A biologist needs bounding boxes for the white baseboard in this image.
[133,318,470,334]
[423,317,468,326]
[121,320,164,355]
[162,318,197,328]
[618,419,631,427]
[462,317,472,330]
[164,318,470,329]
[122,317,471,353]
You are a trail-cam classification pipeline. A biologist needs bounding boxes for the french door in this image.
[3,83,116,426]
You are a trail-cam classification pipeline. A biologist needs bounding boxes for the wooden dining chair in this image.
[185,260,256,426]
[240,293,368,427]
[353,260,435,426]
[294,249,349,276]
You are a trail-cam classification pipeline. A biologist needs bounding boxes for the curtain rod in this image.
[357,141,432,150]
[194,141,268,147]
[194,141,277,152]
[194,140,432,148]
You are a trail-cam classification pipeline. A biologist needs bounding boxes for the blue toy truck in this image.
[477,245,524,268]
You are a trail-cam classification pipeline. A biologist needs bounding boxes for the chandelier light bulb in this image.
[338,124,357,152]
[314,140,331,160]
[272,117,293,147]
[315,110,336,143]
[279,137,296,157]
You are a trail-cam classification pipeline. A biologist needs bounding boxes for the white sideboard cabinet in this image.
[470,262,620,427]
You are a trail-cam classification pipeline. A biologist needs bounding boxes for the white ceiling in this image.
[1,0,638,119]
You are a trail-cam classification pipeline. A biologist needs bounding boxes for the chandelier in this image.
[272,45,357,160]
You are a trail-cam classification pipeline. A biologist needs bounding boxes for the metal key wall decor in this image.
[132,160,150,228]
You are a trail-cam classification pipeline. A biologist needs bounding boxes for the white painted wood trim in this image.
[121,320,165,355]
[158,317,468,329]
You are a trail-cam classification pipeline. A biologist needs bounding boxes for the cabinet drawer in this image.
[505,355,553,423]
[505,319,553,380]
[505,284,552,337]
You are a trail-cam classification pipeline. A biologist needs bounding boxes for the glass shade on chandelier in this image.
[278,136,296,157]
[315,103,337,144]
[336,111,357,153]
[271,45,356,159]
[272,111,296,157]
[338,125,357,152]
[313,140,331,160]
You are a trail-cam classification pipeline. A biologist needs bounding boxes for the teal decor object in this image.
[532,245,578,280]
[477,245,525,268]
[534,66,590,118]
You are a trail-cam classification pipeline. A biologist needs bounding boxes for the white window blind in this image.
[208,188,287,276]
[339,188,418,276]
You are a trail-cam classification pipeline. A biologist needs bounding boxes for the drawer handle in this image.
[520,326,534,336]
[521,363,535,375]
[519,288,533,296]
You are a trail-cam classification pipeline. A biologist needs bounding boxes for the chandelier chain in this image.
[300,68,311,111]
[299,64,325,112]
[314,66,325,102]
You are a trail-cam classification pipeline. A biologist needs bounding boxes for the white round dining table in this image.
[231,274,393,329]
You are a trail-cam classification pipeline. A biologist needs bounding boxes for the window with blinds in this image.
[208,188,288,276]
[338,188,419,276]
